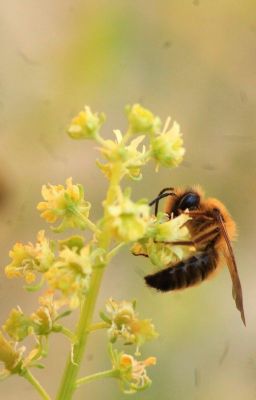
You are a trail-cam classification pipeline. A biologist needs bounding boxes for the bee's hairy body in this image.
[145,186,236,292]
[145,247,219,291]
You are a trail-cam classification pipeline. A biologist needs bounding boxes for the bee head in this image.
[171,191,200,216]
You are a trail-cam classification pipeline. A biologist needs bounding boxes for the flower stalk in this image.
[75,369,120,388]
[56,164,123,400]
[22,369,51,400]
[56,265,106,400]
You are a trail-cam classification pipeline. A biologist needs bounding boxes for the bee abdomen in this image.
[144,248,218,292]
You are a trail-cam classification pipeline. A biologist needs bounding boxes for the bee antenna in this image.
[149,189,177,216]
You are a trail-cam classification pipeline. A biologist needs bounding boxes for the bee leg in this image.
[153,227,220,247]
[183,211,214,220]
[132,252,149,258]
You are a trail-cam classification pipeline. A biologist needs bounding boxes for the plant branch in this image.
[56,163,123,400]
[55,266,105,400]
[75,369,119,388]
[52,325,75,341]
[87,322,109,332]
[107,242,125,261]
[23,369,51,400]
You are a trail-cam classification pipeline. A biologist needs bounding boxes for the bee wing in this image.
[216,213,246,326]
[223,247,245,326]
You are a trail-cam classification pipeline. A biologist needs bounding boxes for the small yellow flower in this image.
[30,295,59,336]
[132,214,195,268]
[107,189,150,243]
[126,104,161,134]
[104,299,158,351]
[3,309,32,342]
[3,296,66,341]
[45,246,92,308]
[151,119,185,169]
[0,331,23,373]
[67,106,105,140]
[5,231,55,283]
[37,178,91,232]
[111,348,156,394]
[120,354,156,392]
[98,131,148,181]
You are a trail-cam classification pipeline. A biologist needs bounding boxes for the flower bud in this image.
[67,106,105,140]
[126,104,161,134]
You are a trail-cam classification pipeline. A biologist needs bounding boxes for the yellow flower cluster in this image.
[3,295,62,341]
[103,299,158,352]
[5,231,54,283]
[45,246,92,308]
[0,103,187,395]
[37,177,91,232]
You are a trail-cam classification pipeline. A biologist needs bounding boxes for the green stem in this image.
[107,242,125,261]
[95,133,108,146]
[88,321,109,332]
[55,266,105,400]
[53,325,75,341]
[56,163,122,400]
[75,369,119,388]
[23,369,51,400]
[71,209,100,234]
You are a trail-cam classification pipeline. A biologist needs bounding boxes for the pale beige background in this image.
[0,1,256,399]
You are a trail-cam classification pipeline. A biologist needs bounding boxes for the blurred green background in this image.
[1,1,256,399]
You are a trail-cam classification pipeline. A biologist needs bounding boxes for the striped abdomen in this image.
[144,248,219,292]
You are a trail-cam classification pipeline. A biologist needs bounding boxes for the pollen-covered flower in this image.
[132,214,195,268]
[103,299,158,352]
[67,106,105,140]
[151,119,185,170]
[111,348,156,394]
[107,189,150,242]
[45,245,92,308]
[5,231,55,283]
[37,178,91,232]
[126,104,161,134]
[0,331,23,373]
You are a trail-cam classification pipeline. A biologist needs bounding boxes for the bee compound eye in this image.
[178,192,200,211]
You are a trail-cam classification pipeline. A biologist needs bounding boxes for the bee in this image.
[144,186,245,325]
